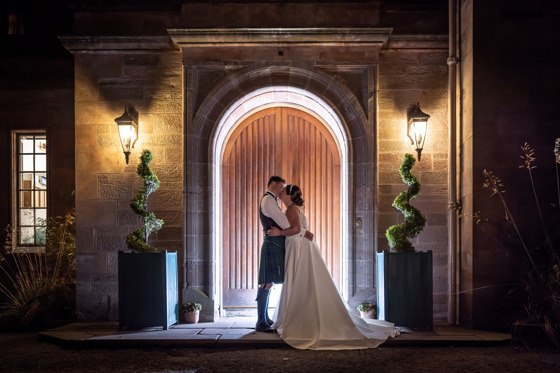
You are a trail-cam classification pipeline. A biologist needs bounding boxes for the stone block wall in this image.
[64,1,452,322]
[377,47,449,320]
[73,49,183,320]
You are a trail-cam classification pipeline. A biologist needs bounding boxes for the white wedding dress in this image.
[271,206,400,350]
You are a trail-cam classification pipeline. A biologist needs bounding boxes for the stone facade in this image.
[8,1,556,332]
[58,1,450,322]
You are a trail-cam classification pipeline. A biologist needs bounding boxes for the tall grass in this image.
[483,142,560,348]
[0,210,75,329]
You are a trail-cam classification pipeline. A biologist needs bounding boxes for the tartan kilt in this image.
[258,236,286,284]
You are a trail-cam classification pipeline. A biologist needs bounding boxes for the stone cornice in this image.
[58,36,178,53]
[57,31,446,57]
[168,28,393,48]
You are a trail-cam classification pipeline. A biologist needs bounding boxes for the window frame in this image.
[11,130,48,253]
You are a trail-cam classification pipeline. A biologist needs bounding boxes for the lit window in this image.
[13,132,47,249]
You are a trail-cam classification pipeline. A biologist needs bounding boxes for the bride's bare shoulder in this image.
[286,205,300,212]
[285,204,300,217]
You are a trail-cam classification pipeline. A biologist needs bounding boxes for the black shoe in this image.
[255,322,276,333]
[266,317,274,326]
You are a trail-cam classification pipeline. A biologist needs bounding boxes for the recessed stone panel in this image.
[153,114,182,133]
[75,77,99,102]
[151,164,182,181]
[419,52,448,65]
[379,139,409,152]
[142,133,183,147]
[143,76,182,90]
[149,189,182,211]
[92,273,117,283]
[426,213,448,226]
[98,175,132,200]
[75,54,123,78]
[117,209,141,226]
[123,64,182,79]
[416,72,448,90]
[124,54,159,66]
[76,253,108,274]
[138,101,182,114]
[422,184,448,194]
[99,86,145,101]
[94,225,131,236]
[97,133,120,148]
[144,90,173,100]
[76,226,94,254]
[378,170,406,184]
[421,171,448,184]
[91,281,118,295]
[380,51,419,67]
[96,234,127,252]
[165,147,183,163]
[156,211,183,227]
[107,251,119,266]
[152,226,182,241]
[76,200,117,226]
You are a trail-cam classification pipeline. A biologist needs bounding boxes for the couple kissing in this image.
[256,176,400,350]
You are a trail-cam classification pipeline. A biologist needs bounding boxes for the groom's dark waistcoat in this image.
[259,192,282,233]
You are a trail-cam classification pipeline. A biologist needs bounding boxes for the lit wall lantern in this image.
[114,105,138,164]
[407,102,430,161]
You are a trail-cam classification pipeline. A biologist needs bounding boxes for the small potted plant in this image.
[182,302,202,324]
[357,302,376,319]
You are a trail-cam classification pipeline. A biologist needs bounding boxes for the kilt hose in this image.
[258,235,286,285]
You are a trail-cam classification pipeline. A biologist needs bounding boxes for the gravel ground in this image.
[0,332,559,373]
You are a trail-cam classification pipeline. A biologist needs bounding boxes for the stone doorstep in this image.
[37,318,511,348]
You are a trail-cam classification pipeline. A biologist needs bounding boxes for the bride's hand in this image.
[267,227,282,236]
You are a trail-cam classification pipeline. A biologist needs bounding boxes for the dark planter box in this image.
[118,251,179,330]
[377,250,433,330]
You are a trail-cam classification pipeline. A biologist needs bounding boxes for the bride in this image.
[267,184,400,350]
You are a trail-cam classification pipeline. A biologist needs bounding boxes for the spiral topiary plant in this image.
[385,153,426,253]
[126,149,164,253]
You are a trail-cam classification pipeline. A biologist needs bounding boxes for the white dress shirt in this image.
[261,192,306,237]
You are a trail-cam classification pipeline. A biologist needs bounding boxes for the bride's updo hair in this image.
[285,184,304,207]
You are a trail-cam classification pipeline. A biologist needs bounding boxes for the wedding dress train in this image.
[271,207,400,350]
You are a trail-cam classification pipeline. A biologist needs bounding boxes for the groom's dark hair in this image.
[268,175,285,186]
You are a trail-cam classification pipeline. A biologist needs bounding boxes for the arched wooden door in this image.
[221,107,341,308]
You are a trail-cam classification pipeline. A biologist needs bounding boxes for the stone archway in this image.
[183,60,377,321]
[212,87,349,313]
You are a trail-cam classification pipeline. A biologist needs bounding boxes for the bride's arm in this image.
[267,206,301,236]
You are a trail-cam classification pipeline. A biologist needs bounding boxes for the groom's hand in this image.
[304,230,314,241]
[267,227,282,236]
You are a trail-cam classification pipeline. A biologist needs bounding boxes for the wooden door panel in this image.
[222,107,341,308]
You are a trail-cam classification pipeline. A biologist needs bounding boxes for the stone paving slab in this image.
[37,318,511,349]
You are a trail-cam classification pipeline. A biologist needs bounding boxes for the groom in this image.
[256,176,313,333]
